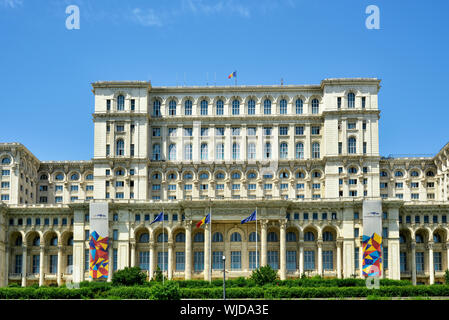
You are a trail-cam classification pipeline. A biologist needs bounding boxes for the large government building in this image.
[1,78,448,287]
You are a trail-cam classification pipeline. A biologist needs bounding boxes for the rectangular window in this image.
[304,250,315,270]
[152,128,161,136]
[354,228,359,238]
[247,127,256,135]
[55,185,63,192]
[113,249,118,271]
[70,185,79,192]
[383,247,388,270]
[280,183,288,190]
[106,99,111,110]
[268,251,279,270]
[49,255,58,274]
[338,142,342,154]
[434,252,442,271]
[337,97,341,109]
[212,251,224,270]
[232,127,240,136]
[200,127,209,136]
[323,251,333,270]
[263,184,272,190]
[411,193,419,200]
[279,126,288,135]
[139,251,149,270]
[66,255,73,274]
[55,196,63,203]
[113,229,118,241]
[354,247,359,269]
[248,184,256,190]
[215,127,224,136]
[249,251,260,270]
[184,184,192,191]
[15,254,22,274]
[286,251,297,271]
[382,227,388,238]
[85,249,90,271]
[295,126,304,135]
[32,255,40,274]
[362,97,366,108]
[263,127,272,136]
[184,128,193,136]
[231,251,241,270]
[296,183,304,190]
[194,251,204,272]
[363,142,367,154]
[347,122,356,129]
[176,252,185,271]
[311,126,320,135]
[130,99,135,111]
[158,252,168,271]
[415,252,424,273]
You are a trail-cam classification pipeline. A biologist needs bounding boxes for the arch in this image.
[54,172,65,181]
[310,169,323,179]
[182,170,194,180]
[175,231,186,243]
[230,170,242,180]
[214,170,226,180]
[9,231,24,246]
[116,139,125,156]
[25,231,41,247]
[286,230,297,242]
[193,230,205,243]
[39,173,49,180]
[249,232,260,242]
[212,232,223,242]
[151,169,163,180]
[230,232,242,242]
[321,225,339,241]
[295,169,306,179]
[303,225,320,241]
[433,228,446,243]
[409,168,421,178]
[347,92,355,108]
[135,227,150,243]
[115,167,126,176]
[60,231,73,246]
[166,171,178,181]
[415,227,430,243]
[226,227,245,242]
[425,169,436,177]
[1,155,11,164]
[198,170,210,180]
[84,171,94,181]
[348,136,357,154]
[69,172,80,181]
[278,169,290,179]
[267,231,279,242]
[246,170,258,180]
[43,230,59,246]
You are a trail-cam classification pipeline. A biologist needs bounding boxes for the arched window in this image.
[67,236,73,246]
[116,139,125,156]
[286,232,296,242]
[216,99,224,115]
[415,234,423,243]
[248,99,255,115]
[311,99,319,114]
[200,143,208,160]
[247,172,257,179]
[55,173,64,181]
[183,172,193,180]
[296,142,304,159]
[348,137,357,154]
[312,142,320,159]
[347,93,355,108]
[199,172,209,179]
[212,232,223,242]
[86,173,94,180]
[231,172,241,179]
[248,143,256,159]
[323,231,333,241]
[194,233,204,242]
[152,144,161,161]
[200,100,208,115]
[279,171,289,179]
[399,235,406,243]
[312,171,321,178]
[15,236,22,246]
[184,144,192,160]
[380,171,388,177]
[169,100,177,116]
[304,232,315,241]
[264,99,271,115]
[139,233,149,243]
[175,232,185,243]
[434,234,441,243]
[168,144,177,161]
[296,171,305,179]
[50,236,58,246]
[249,232,260,242]
[70,173,79,181]
[115,169,124,176]
[230,232,242,242]
[395,171,403,177]
[153,99,161,116]
[264,142,271,159]
[279,99,287,114]
[410,170,419,177]
[157,233,168,243]
[426,171,435,177]
[348,167,358,174]
[184,100,192,115]
[267,232,278,242]
[117,95,125,111]
[215,172,225,180]
[40,174,48,180]
[167,172,177,180]
[232,143,240,160]
[1,157,11,164]
[232,99,240,115]
[295,99,303,114]
[33,236,40,246]
[280,142,288,159]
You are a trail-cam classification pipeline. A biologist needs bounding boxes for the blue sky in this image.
[1,0,448,160]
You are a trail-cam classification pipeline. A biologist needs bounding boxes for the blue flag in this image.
[150,212,163,225]
[241,210,256,224]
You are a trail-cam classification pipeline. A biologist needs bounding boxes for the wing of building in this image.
[0,78,448,286]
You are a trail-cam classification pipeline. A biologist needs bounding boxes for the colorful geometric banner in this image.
[362,200,382,277]
[89,202,109,279]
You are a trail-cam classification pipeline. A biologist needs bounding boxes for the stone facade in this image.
[0,78,448,286]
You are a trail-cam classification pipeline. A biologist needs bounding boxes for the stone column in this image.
[299,241,304,275]
[21,245,27,287]
[130,243,136,267]
[261,220,268,266]
[204,224,210,281]
[185,221,192,280]
[317,240,323,276]
[149,243,155,280]
[336,240,342,278]
[411,242,416,285]
[428,242,434,285]
[279,220,286,280]
[5,246,9,287]
[107,241,113,282]
[57,245,62,286]
[168,242,173,280]
[39,245,45,286]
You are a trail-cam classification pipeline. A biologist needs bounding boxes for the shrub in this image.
[112,267,146,286]
[445,270,449,285]
[150,282,181,300]
[153,266,166,282]
[250,265,278,286]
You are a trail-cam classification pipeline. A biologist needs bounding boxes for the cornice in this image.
[92,112,149,119]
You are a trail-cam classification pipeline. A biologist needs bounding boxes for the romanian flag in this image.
[228,71,236,79]
[196,213,210,228]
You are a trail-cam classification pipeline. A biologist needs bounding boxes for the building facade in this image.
[0,78,448,287]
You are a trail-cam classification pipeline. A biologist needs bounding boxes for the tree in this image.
[444,270,449,285]
[153,266,166,282]
[112,267,146,286]
[250,265,278,286]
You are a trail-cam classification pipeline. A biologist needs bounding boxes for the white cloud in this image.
[1,0,23,8]
[183,0,251,18]
[132,8,163,27]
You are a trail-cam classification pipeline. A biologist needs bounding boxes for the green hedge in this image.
[0,287,94,299]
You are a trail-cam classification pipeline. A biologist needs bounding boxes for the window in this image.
[117,95,125,111]
[216,143,224,160]
[280,143,288,159]
[362,97,366,108]
[311,99,319,114]
[434,252,442,271]
[295,143,304,159]
[268,251,279,270]
[247,99,255,115]
[176,252,185,271]
[212,232,223,242]
[194,233,204,242]
[153,100,161,116]
[200,100,208,115]
[263,99,272,114]
[230,232,242,242]
[212,251,224,270]
[382,227,388,238]
[311,126,320,135]
[337,97,341,109]
[410,170,419,177]
[184,100,192,115]
[116,139,124,156]
[304,251,315,270]
[415,252,424,273]
[279,99,287,114]
[323,251,333,270]
[249,232,260,242]
[139,251,149,270]
[279,126,288,135]
[32,255,40,274]
[354,247,359,269]
[200,144,208,160]
[348,137,356,154]
[264,143,271,159]
[169,100,176,115]
[286,232,296,242]
[295,99,303,114]
[232,143,240,160]
[184,144,192,160]
[152,144,161,161]
[216,99,224,115]
[85,249,90,271]
[200,127,208,136]
[304,231,315,241]
[130,99,135,111]
[247,143,256,159]
[168,144,177,161]
[312,143,320,158]
[347,93,355,108]
[158,252,168,271]
[106,99,111,111]
[232,99,240,115]
[194,251,204,271]
[49,255,58,274]
[267,232,278,242]
[249,251,260,270]
[231,251,241,270]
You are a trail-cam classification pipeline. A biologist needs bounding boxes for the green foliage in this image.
[445,270,449,284]
[150,281,181,300]
[112,267,146,286]
[250,265,278,286]
[153,266,166,282]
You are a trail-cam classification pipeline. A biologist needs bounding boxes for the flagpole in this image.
[162,208,165,285]
[256,207,258,269]
[209,205,212,283]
